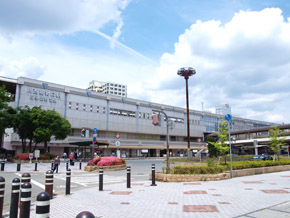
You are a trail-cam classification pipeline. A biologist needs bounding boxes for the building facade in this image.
[1,76,274,158]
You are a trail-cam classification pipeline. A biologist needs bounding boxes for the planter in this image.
[84,164,127,172]
[150,164,290,182]
[233,165,290,177]
[151,172,230,182]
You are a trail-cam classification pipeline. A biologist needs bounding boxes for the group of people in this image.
[52,151,80,173]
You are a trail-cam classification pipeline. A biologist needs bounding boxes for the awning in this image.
[69,140,110,147]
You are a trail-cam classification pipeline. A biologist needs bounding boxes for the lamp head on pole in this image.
[177,67,196,79]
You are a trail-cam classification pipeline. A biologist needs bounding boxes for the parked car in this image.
[250,154,273,161]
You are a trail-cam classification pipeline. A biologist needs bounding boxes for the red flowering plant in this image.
[14,153,30,160]
[87,155,102,165]
[14,153,55,160]
[87,156,125,166]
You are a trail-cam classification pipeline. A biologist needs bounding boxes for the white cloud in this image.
[132,8,290,123]
[0,57,45,79]
[0,0,129,39]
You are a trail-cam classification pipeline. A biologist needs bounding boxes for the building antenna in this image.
[201,102,204,111]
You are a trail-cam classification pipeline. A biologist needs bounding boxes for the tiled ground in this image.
[13,170,290,218]
[3,162,290,217]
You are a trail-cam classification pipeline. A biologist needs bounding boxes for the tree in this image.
[32,108,72,153]
[0,85,16,148]
[13,106,36,153]
[208,121,229,165]
[207,137,219,158]
[269,124,286,161]
[13,106,72,153]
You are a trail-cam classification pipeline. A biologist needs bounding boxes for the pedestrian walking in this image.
[52,156,60,173]
[69,152,74,166]
[63,152,67,160]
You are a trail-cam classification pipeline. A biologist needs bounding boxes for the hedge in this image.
[172,165,224,174]
[172,159,290,174]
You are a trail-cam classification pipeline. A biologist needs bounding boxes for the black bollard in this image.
[19,182,31,218]
[65,168,71,195]
[51,160,54,170]
[127,166,131,188]
[10,178,20,218]
[45,170,54,199]
[1,160,5,171]
[99,167,103,191]
[66,160,69,171]
[34,160,38,171]
[151,164,157,186]
[36,192,50,217]
[17,159,21,171]
[21,173,31,185]
[76,211,95,218]
[79,160,82,170]
[0,176,5,218]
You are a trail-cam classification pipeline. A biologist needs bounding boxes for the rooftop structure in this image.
[216,103,231,115]
[88,80,127,97]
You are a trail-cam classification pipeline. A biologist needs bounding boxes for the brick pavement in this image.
[2,162,290,217]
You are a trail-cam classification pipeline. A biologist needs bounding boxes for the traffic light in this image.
[81,129,86,137]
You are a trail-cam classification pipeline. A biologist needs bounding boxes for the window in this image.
[68,102,71,109]
[103,107,106,114]
[83,104,86,111]
[160,135,166,141]
[76,103,79,110]
[109,108,136,118]
[90,105,93,112]
[170,136,177,141]
[97,106,99,113]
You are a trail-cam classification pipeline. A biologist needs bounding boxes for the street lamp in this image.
[152,110,170,173]
[177,67,196,160]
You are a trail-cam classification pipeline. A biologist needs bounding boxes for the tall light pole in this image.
[177,67,196,160]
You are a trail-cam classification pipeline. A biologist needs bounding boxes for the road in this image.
[0,159,166,212]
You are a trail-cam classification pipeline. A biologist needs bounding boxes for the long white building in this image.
[1,76,273,158]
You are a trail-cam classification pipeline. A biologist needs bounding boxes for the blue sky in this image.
[1,0,290,123]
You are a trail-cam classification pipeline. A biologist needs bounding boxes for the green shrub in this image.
[172,165,224,174]
[171,159,290,174]
[120,158,126,164]
[207,158,215,167]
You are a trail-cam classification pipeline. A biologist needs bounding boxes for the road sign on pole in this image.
[225,114,231,121]
[93,128,98,134]
[93,136,97,144]
[115,133,120,139]
[115,140,120,147]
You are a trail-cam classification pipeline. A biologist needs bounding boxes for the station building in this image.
[1,76,274,158]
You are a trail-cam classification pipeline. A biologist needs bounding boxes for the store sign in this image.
[26,87,62,104]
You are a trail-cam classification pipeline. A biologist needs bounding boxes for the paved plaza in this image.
[2,162,290,217]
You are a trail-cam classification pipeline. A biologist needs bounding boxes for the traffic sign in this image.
[35,150,40,158]
[225,114,231,121]
[115,140,120,147]
[93,128,98,134]
[93,136,97,144]
[115,133,120,139]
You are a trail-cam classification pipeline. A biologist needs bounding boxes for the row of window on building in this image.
[68,103,202,126]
